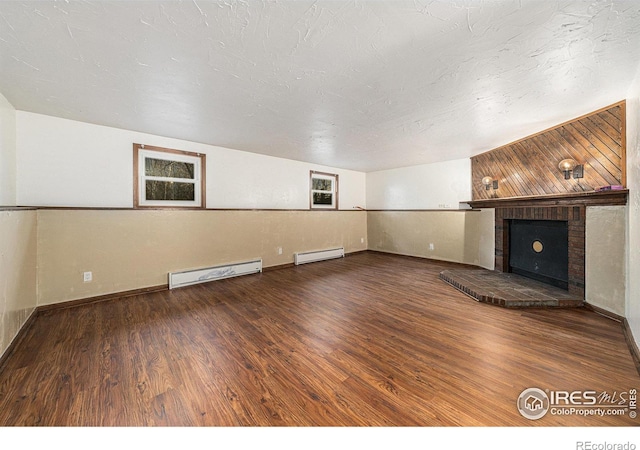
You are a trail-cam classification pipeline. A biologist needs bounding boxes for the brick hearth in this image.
[439,269,584,308]
[440,203,587,308]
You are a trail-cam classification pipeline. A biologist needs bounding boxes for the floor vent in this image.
[294,247,344,265]
[169,259,262,289]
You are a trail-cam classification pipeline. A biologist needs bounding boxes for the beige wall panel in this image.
[0,210,37,358]
[586,206,626,316]
[464,208,496,270]
[367,210,493,268]
[36,210,367,305]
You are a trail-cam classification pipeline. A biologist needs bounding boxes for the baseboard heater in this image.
[294,247,344,265]
[169,259,262,289]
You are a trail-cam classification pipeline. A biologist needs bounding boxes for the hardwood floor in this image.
[0,252,637,426]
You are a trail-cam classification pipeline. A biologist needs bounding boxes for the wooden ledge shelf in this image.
[0,206,38,211]
[464,189,628,209]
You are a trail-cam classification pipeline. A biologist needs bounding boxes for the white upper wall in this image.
[626,62,640,346]
[366,158,472,210]
[0,93,16,205]
[15,111,366,210]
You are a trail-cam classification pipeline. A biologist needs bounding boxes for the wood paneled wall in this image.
[471,101,625,200]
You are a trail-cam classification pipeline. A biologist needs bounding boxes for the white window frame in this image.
[310,171,338,210]
[134,144,206,208]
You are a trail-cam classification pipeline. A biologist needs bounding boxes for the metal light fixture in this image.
[558,158,584,179]
[482,176,498,190]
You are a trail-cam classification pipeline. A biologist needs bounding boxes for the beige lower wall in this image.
[15,208,495,310]
[0,210,37,359]
[367,209,495,269]
[586,206,626,316]
[36,209,368,305]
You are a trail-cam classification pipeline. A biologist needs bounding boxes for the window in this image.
[133,144,206,208]
[310,171,338,210]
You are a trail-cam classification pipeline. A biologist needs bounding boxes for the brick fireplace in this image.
[495,205,585,298]
[465,190,629,304]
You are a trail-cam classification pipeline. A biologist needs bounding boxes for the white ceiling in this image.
[1,1,640,172]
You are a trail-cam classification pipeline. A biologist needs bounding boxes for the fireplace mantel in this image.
[465,189,628,209]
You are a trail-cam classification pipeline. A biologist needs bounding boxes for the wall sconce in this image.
[482,176,498,190]
[558,158,584,179]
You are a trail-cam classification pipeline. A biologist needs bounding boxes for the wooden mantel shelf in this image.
[465,189,629,209]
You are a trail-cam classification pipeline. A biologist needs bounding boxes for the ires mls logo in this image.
[517,388,637,420]
[517,388,550,420]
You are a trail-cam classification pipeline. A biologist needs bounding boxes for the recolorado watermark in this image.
[517,387,637,420]
[576,443,636,450]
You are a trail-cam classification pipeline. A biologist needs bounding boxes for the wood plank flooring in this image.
[0,252,638,426]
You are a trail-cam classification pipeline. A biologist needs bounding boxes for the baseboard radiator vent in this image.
[294,247,344,265]
[169,259,262,289]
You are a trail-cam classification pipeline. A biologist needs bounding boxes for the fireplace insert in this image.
[509,219,569,290]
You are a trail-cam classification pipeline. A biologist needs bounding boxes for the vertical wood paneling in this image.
[471,101,625,200]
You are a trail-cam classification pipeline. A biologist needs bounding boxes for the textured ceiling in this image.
[1,0,640,172]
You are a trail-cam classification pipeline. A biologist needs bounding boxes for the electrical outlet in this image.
[360,238,364,244]
[429,243,434,251]
[83,271,92,282]
[277,247,283,255]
